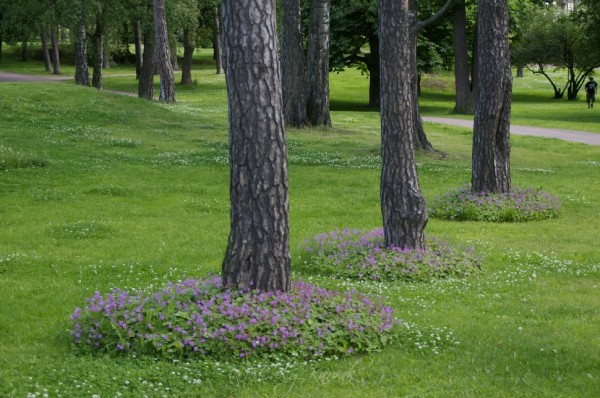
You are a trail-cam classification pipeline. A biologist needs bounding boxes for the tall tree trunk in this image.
[50,26,61,75]
[307,0,332,127]
[154,0,175,102]
[41,30,52,72]
[472,0,511,194]
[221,0,291,292]
[138,30,155,100]
[281,0,307,127]
[181,28,194,85]
[379,0,428,250]
[92,20,104,89]
[452,1,474,114]
[213,7,223,74]
[134,20,143,79]
[74,22,89,86]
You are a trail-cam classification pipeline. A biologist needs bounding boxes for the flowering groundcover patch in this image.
[301,228,481,281]
[429,185,560,222]
[70,275,399,361]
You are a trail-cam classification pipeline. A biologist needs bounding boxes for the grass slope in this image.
[1,51,599,397]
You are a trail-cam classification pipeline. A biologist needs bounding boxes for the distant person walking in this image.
[585,76,597,108]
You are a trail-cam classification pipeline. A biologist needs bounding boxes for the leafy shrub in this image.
[300,228,480,281]
[429,185,560,222]
[69,275,399,361]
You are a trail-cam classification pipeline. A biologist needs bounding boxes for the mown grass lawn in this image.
[1,48,599,397]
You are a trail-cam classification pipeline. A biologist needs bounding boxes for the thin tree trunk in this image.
[367,34,380,108]
[138,31,155,100]
[50,26,61,75]
[41,30,52,72]
[154,0,175,102]
[103,46,111,69]
[213,7,223,74]
[472,0,511,194]
[92,20,104,89]
[74,22,89,86]
[516,67,523,78]
[409,0,434,152]
[221,0,291,292]
[134,20,143,79]
[171,43,178,71]
[452,1,474,114]
[307,0,332,127]
[379,0,428,250]
[181,28,194,85]
[281,0,307,127]
[21,41,27,61]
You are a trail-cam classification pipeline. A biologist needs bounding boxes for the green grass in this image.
[1,49,599,397]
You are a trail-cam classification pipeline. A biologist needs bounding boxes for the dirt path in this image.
[2,70,599,146]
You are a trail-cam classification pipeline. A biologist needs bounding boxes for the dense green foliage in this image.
[0,50,599,396]
[71,276,398,360]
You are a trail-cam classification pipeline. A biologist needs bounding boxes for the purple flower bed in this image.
[429,186,560,222]
[301,228,481,281]
[69,275,399,360]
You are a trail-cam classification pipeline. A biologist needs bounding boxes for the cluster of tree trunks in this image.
[219,0,514,292]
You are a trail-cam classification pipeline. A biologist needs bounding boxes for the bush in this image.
[429,185,560,222]
[300,228,481,281]
[69,275,399,361]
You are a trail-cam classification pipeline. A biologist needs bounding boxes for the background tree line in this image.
[1,0,598,105]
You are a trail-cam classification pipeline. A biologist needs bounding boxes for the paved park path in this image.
[423,117,600,146]
[2,70,599,146]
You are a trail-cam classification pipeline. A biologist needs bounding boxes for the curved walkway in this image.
[424,117,600,146]
[2,70,599,146]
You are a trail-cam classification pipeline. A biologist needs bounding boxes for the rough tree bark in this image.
[281,0,307,127]
[379,0,428,250]
[452,0,475,114]
[181,28,194,85]
[74,21,89,86]
[472,0,512,194]
[221,0,291,292]
[307,0,332,127]
[153,0,175,102]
